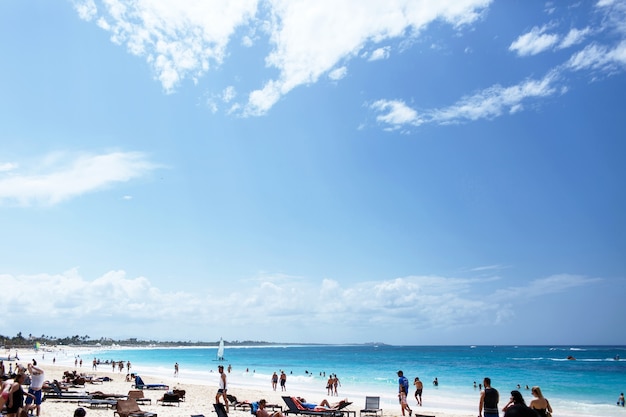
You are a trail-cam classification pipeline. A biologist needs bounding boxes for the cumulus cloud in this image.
[0,151,158,207]
[0,269,600,342]
[509,25,559,56]
[73,0,491,114]
[74,0,259,93]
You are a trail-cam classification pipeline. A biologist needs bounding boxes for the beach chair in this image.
[114,398,157,417]
[77,398,118,409]
[214,402,229,417]
[133,375,170,390]
[359,397,382,417]
[156,392,182,406]
[43,383,93,401]
[282,396,344,417]
[128,389,153,404]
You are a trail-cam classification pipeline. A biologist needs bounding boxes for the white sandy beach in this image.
[3,347,478,417]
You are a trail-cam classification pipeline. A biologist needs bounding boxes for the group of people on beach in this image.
[0,359,45,417]
[478,377,553,417]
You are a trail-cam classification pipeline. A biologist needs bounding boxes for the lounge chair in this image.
[88,390,128,400]
[282,396,344,417]
[359,397,382,417]
[133,375,170,390]
[156,392,182,406]
[128,390,153,405]
[43,384,93,401]
[234,400,283,412]
[77,398,119,409]
[114,398,157,417]
[214,403,229,417]
[173,388,186,401]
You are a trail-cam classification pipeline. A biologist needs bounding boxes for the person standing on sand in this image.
[216,365,228,413]
[413,377,423,406]
[280,371,287,391]
[397,371,412,416]
[479,377,499,417]
[25,360,44,416]
[272,372,278,391]
[326,375,334,395]
[333,375,340,396]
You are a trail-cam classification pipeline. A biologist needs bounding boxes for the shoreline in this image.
[1,347,618,417]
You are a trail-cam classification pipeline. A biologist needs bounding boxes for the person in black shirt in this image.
[502,390,538,417]
[479,377,499,417]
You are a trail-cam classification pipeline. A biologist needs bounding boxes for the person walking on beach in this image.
[174,362,179,376]
[326,375,334,395]
[397,371,412,416]
[216,365,229,413]
[272,372,278,391]
[413,377,423,406]
[333,375,341,396]
[479,377,499,417]
[280,371,287,391]
[618,392,625,407]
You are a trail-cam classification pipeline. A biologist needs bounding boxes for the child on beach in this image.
[399,386,412,416]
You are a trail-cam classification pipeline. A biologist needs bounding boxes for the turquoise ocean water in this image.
[84,345,625,417]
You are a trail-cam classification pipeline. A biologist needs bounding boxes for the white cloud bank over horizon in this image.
[0,268,608,345]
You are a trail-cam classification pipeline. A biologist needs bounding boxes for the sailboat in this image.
[216,338,225,361]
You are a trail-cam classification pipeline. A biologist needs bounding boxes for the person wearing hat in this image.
[216,365,228,412]
[397,371,412,416]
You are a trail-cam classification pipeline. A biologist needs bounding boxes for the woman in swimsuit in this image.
[529,386,552,417]
[6,373,31,417]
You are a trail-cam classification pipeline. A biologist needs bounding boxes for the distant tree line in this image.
[0,332,284,348]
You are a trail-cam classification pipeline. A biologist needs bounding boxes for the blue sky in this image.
[0,0,624,345]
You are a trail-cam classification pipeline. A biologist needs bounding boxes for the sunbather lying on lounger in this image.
[295,397,350,411]
[258,399,286,417]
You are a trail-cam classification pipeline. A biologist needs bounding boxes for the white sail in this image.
[217,338,225,360]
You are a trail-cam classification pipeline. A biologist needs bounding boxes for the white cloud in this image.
[509,25,559,56]
[0,162,18,172]
[74,0,260,93]
[0,151,158,207]
[370,70,560,129]
[566,41,626,71]
[369,46,391,61]
[73,0,97,21]
[558,27,591,49]
[0,269,600,342]
[74,0,491,113]
[370,99,422,129]
[328,66,348,81]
